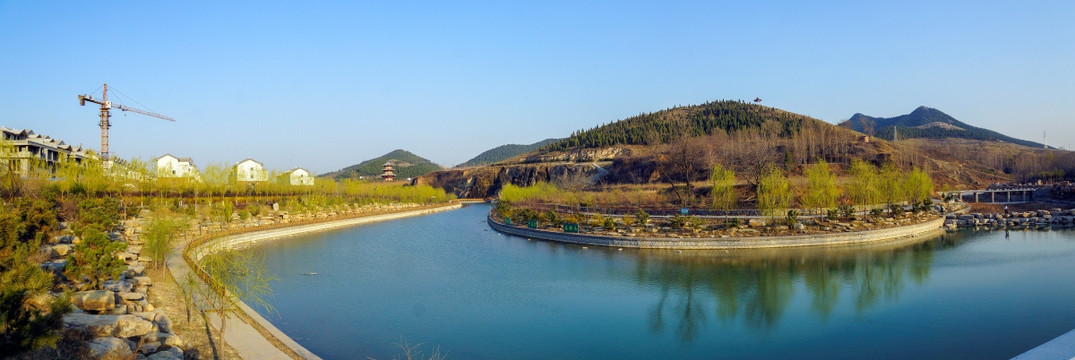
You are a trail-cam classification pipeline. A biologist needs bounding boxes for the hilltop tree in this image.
[802,159,839,214]
[709,164,737,211]
[757,167,791,217]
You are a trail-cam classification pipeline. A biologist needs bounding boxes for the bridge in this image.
[943,187,1041,204]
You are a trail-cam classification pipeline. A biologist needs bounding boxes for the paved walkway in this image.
[166,242,296,360]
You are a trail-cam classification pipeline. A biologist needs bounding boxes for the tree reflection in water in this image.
[631,232,964,343]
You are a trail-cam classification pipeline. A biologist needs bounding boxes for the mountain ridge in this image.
[840,106,1045,148]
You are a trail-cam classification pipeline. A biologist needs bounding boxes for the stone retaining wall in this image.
[488,216,946,249]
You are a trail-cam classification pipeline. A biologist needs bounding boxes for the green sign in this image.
[527,220,538,229]
[563,222,579,233]
[504,218,512,225]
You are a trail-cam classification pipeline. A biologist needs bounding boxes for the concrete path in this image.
[1014,328,1075,360]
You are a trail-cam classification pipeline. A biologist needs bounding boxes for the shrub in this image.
[542,210,562,227]
[725,217,742,228]
[786,209,800,225]
[64,228,127,289]
[839,205,855,219]
[870,208,884,218]
[602,216,616,230]
[826,209,839,221]
[635,209,650,225]
[74,198,122,233]
[889,203,905,217]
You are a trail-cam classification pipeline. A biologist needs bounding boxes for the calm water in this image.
[246,204,1075,359]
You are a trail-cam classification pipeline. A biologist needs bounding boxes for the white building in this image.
[155,154,199,179]
[234,158,268,183]
[1,126,90,176]
[283,167,314,186]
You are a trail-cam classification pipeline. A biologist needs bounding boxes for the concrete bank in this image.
[488,216,946,249]
[1014,328,1075,359]
[177,203,462,360]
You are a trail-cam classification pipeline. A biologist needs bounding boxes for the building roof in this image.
[234,158,264,167]
[284,167,310,175]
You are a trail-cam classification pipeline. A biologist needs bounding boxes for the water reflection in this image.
[628,232,964,343]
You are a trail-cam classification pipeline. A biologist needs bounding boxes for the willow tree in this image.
[876,161,905,206]
[198,248,276,347]
[848,159,879,213]
[903,168,934,204]
[802,159,839,214]
[709,164,737,211]
[757,167,791,217]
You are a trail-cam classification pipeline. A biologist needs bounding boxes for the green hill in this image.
[321,149,443,180]
[839,106,1045,148]
[458,138,560,167]
[540,100,813,152]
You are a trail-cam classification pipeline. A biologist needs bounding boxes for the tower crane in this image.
[78,83,175,161]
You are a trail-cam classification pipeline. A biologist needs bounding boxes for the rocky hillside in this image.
[457,138,560,167]
[840,106,1046,148]
[321,149,443,180]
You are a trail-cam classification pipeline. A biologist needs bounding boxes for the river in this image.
[245,203,1075,359]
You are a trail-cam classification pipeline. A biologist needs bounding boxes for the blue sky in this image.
[2,1,1072,174]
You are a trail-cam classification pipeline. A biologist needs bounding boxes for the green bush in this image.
[839,205,855,219]
[602,216,616,230]
[725,217,742,228]
[786,209,800,225]
[635,209,650,225]
[65,228,127,289]
[74,198,122,233]
[826,209,839,221]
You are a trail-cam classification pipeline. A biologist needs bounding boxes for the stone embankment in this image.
[489,215,946,249]
[945,208,1075,230]
[41,230,184,359]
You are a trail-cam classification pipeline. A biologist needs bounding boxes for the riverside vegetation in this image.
[0,147,454,359]
[492,158,942,239]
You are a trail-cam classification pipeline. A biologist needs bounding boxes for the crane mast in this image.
[78,83,174,161]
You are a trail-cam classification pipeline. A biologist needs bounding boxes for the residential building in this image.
[1,126,90,176]
[235,158,268,183]
[283,167,314,186]
[155,154,199,179]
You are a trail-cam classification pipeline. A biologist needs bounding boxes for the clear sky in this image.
[2,1,1072,174]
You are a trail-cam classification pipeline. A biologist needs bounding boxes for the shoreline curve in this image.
[179,202,463,360]
[488,215,945,249]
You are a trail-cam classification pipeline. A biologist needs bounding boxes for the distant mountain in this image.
[839,106,1045,148]
[321,149,443,180]
[458,138,560,167]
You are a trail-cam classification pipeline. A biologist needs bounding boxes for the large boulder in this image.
[63,313,155,338]
[103,280,133,293]
[73,290,115,313]
[86,337,133,359]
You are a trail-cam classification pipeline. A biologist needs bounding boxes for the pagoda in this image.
[381,161,396,181]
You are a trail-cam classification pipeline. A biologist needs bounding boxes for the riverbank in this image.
[171,202,462,360]
[488,214,946,249]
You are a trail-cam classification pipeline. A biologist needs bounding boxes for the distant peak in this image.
[912,106,936,113]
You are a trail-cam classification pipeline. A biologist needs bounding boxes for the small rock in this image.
[119,292,144,301]
[87,337,133,359]
[127,245,143,255]
[50,244,73,257]
[747,219,767,228]
[137,341,161,355]
[131,276,153,287]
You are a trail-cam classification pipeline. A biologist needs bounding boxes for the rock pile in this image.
[42,223,186,359]
[944,208,1075,230]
